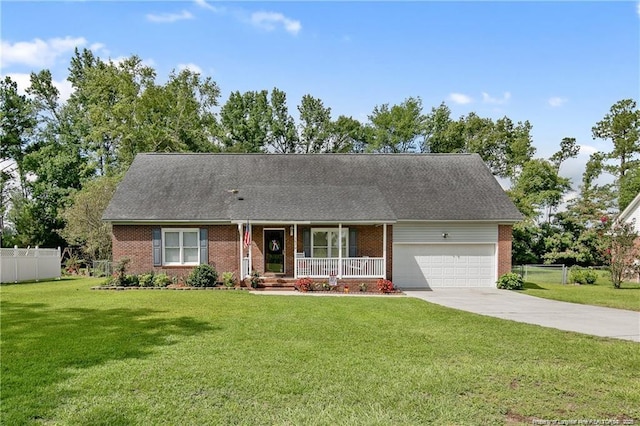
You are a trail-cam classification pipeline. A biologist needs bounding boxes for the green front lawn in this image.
[2,278,639,425]
[522,279,640,312]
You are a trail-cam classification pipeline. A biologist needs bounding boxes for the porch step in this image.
[258,276,297,290]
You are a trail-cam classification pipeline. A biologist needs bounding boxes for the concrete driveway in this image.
[405,288,640,342]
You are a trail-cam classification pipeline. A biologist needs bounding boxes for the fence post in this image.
[35,246,39,282]
[57,247,61,280]
[14,245,18,283]
[562,264,567,285]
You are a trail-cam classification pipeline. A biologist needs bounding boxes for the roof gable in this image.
[618,192,640,233]
[102,153,523,223]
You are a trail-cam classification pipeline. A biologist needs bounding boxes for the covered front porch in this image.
[238,222,390,279]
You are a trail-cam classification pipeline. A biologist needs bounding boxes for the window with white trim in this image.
[312,228,348,258]
[162,229,199,265]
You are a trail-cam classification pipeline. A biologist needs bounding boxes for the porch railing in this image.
[296,257,384,278]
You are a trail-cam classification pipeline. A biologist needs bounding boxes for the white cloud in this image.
[4,72,74,103]
[250,11,301,35]
[1,36,87,68]
[637,2,640,17]
[482,91,511,105]
[448,93,474,105]
[177,63,203,74]
[548,96,567,107]
[194,0,222,13]
[146,10,194,23]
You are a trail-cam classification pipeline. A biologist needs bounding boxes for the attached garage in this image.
[392,222,499,289]
[393,244,496,288]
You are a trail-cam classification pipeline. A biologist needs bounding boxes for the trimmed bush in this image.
[496,272,523,290]
[569,267,598,285]
[377,279,395,293]
[221,271,236,288]
[138,273,154,287]
[186,264,218,287]
[153,273,171,287]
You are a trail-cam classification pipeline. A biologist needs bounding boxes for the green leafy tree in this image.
[366,97,425,153]
[59,175,121,261]
[1,76,36,192]
[267,88,298,153]
[219,90,271,153]
[618,166,640,211]
[549,137,580,172]
[508,159,571,223]
[592,99,640,181]
[297,94,332,153]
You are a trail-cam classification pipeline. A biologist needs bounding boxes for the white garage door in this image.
[393,244,496,288]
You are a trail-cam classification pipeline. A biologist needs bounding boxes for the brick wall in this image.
[497,224,513,277]
[112,224,239,278]
[113,223,394,280]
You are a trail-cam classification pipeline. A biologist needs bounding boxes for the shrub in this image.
[105,258,131,286]
[496,272,523,290]
[569,267,598,285]
[186,264,218,287]
[295,277,313,292]
[359,282,368,292]
[221,271,236,288]
[248,270,261,288]
[377,279,395,293]
[153,273,171,287]
[124,274,139,287]
[138,273,154,287]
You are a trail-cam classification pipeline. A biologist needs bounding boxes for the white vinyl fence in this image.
[0,246,61,283]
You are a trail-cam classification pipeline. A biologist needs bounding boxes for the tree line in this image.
[1,48,638,267]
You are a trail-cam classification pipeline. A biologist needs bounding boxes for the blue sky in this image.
[1,1,639,188]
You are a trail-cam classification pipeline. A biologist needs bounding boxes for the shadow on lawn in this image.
[0,301,215,424]
[523,282,547,290]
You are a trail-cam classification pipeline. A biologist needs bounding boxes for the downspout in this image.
[238,223,243,278]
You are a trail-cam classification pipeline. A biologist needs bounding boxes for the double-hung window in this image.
[311,228,348,258]
[162,229,199,265]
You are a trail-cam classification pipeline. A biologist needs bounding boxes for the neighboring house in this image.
[102,153,522,289]
[618,192,640,281]
[618,192,640,235]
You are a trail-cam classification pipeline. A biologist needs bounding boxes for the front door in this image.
[264,229,285,273]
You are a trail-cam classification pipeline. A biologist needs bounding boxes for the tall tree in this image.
[59,174,121,261]
[592,98,640,182]
[367,97,425,153]
[0,76,36,192]
[266,88,297,153]
[297,94,332,153]
[219,90,271,153]
[549,137,580,172]
[508,159,571,223]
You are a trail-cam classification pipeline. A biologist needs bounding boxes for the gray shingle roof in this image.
[102,153,523,222]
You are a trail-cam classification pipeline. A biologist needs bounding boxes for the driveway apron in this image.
[405,288,640,342]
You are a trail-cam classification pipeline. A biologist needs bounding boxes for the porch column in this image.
[338,223,343,278]
[238,223,243,278]
[383,223,387,279]
[293,224,298,278]
[248,222,252,277]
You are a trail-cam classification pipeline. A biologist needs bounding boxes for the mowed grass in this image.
[1,278,639,425]
[521,268,640,312]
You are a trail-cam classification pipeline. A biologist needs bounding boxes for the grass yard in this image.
[1,278,639,425]
[522,275,640,312]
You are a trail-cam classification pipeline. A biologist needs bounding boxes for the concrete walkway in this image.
[404,288,640,342]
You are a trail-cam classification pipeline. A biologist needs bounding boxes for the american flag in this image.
[243,221,251,249]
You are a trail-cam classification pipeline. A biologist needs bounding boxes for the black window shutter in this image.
[199,228,208,265]
[349,228,357,257]
[152,228,162,266]
[303,229,311,257]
